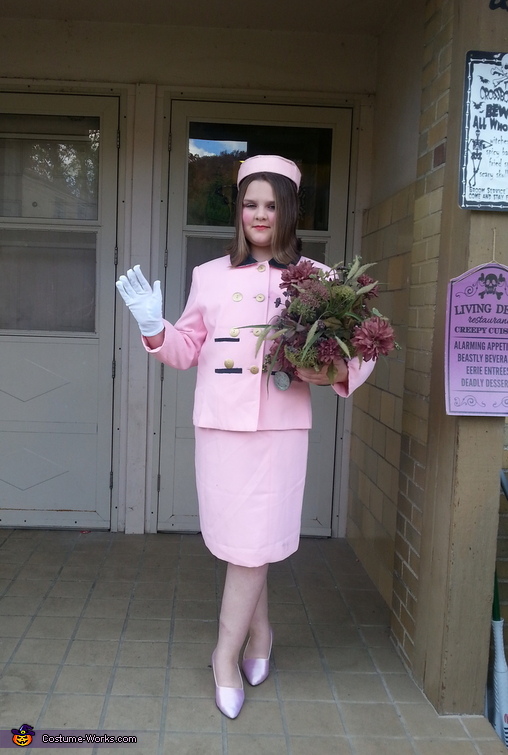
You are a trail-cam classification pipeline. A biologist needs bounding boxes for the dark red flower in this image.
[280,260,318,295]
[357,274,379,300]
[317,338,342,364]
[351,317,395,361]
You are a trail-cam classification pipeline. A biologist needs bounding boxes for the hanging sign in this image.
[459,50,508,210]
[445,262,508,415]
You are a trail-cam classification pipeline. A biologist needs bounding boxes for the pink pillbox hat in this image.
[237,154,301,188]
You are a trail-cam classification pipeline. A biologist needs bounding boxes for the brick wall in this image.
[347,186,412,605]
[390,0,453,668]
[348,0,453,667]
[348,0,508,707]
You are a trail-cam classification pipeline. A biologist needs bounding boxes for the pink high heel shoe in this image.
[242,629,273,686]
[211,652,245,719]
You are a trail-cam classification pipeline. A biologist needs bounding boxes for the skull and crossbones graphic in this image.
[491,53,508,88]
[478,271,506,299]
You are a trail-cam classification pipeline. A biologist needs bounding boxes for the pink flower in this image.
[287,278,330,320]
[351,317,395,361]
[300,278,330,301]
[357,274,379,300]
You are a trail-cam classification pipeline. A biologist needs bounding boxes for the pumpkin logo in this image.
[11,724,35,747]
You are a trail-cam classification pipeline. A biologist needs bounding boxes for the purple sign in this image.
[445,262,508,415]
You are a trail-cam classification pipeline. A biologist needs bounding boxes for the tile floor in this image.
[0,528,505,755]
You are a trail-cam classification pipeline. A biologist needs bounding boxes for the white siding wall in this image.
[0,19,377,93]
[371,0,426,204]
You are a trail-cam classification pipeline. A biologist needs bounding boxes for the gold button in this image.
[252,328,262,336]
[257,264,266,272]
[232,292,243,302]
[224,359,234,369]
[255,294,265,302]
[249,366,260,374]
[230,327,240,337]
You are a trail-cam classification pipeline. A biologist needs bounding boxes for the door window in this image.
[0,114,99,220]
[0,113,100,333]
[187,121,332,231]
[0,228,96,332]
[182,119,337,297]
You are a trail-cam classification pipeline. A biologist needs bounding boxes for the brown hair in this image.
[227,172,302,267]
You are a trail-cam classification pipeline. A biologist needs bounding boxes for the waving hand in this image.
[116,265,164,337]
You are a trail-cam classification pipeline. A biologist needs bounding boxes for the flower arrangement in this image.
[255,257,397,387]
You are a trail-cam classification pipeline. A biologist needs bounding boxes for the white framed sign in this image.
[460,50,508,210]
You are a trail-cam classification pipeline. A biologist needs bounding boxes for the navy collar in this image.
[237,254,300,269]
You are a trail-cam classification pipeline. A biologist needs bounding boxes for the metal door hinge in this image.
[110,471,114,490]
[160,363,164,382]
[157,474,161,492]
[164,248,168,267]
[168,132,172,151]
[112,359,116,380]
[117,130,120,149]
[114,245,118,266]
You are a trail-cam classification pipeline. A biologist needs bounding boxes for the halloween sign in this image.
[445,262,508,415]
[460,50,508,210]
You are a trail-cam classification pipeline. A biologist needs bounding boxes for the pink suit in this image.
[144,254,375,565]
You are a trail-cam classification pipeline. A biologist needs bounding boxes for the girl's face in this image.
[241,180,276,260]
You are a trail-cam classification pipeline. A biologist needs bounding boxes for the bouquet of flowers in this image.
[255,257,397,388]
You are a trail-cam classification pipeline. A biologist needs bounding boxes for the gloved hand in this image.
[116,265,164,337]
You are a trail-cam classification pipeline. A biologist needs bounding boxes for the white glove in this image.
[116,265,164,337]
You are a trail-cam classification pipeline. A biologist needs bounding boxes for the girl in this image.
[116,155,375,718]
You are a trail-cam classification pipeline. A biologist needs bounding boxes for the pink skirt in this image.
[195,427,309,567]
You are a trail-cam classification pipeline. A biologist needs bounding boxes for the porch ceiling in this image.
[0,0,402,35]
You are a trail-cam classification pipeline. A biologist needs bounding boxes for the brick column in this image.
[392,0,507,713]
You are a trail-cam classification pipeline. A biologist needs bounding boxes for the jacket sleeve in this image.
[332,357,376,398]
[141,266,207,369]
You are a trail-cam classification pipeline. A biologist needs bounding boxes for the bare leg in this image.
[213,562,269,687]
[244,577,272,659]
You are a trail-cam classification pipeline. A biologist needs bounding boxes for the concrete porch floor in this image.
[0,529,505,755]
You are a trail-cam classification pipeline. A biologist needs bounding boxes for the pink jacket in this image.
[143,255,375,431]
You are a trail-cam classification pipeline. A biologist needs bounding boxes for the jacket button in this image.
[224,359,234,369]
[255,294,265,302]
[232,292,243,302]
[249,366,260,374]
[257,264,266,272]
[230,327,240,337]
[252,328,262,336]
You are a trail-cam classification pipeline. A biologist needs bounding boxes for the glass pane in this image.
[301,240,327,264]
[0,114,100,220]
[187,122,332,231]
[0,228,96,332]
